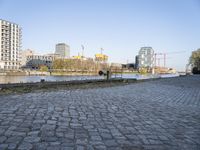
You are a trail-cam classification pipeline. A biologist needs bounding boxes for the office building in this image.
[21,49,55,69]
[138,47,154,68]
[55,43,70,58]
[0,19,22,70]
[25,54,53,69]
[21,49,34,67]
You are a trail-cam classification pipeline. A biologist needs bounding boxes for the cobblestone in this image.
[0,75,200,149]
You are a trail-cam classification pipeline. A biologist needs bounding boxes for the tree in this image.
[189,48,200,74]
[52,59,65,70]
[40,65,48,72]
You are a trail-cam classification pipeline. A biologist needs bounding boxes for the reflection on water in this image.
[0,75,104,84]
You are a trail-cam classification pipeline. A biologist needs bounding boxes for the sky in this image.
[0,0,200,71]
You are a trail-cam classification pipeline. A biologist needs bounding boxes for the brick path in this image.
[0,75,200,150]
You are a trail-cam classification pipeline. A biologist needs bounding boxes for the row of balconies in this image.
[1,50,20,54]
[1,26,21,31]
[1,37,9,40]
[1,33,21,38]
[2,56,19,59]
[1,26,9,30]
[1,46,9,50]
[3,66,19,70]
[1,37,21,41]
[1,53,18,56]
[1,49,18,53]
[1,53,18,57]
[1,33,9,37]
[1,43,20,46]
[1,23,20,28]
[1,36,20,42]
[1,30,9,34]
[1,58,19,61]
[1,42,20,45]
[1,52,19,56]
[5,63,20,66]
[1,44,20,47]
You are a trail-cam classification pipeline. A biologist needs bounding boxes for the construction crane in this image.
[81,45,84,58]
[100,47,104,54]
[155,51,185,67]
[156,57,172,67]
[154,53,163,67]
[163,51,185,67]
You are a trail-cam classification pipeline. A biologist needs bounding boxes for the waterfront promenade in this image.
[0,76,199,150]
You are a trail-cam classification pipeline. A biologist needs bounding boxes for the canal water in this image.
[111,73,180,80]
[0,75,104,84]
[0,73,180,84]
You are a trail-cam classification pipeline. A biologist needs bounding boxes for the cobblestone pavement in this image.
[0,75,200,150]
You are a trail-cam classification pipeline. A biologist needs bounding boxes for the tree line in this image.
[50,59,108,72]
[190,48,200,74]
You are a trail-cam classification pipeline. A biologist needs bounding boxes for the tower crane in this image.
[155,51,185,67]
[100,47,104,54]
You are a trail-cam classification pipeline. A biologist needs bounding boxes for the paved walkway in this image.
[0,76,200,150]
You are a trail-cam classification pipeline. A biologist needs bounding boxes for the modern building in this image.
[0,19,22,70]
[138,47,154,68]
[21,49,34,67]
[46,53,61,60]
[25,54,53,69]
[21,49,55,70]
[55,43,70,58]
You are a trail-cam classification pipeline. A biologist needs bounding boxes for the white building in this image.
[0,19,22,70]
[55,43,70,58]
[138,47,154,68]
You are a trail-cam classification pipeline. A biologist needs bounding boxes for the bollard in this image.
[98,70,111,80]
[106,70,110,80]
[40,79,45,83]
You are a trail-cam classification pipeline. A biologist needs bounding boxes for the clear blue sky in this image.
[0,0,200,71]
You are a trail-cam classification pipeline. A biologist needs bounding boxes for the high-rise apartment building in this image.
[0,19,22,70]
[55,43,70,58]
[138,47,154,68]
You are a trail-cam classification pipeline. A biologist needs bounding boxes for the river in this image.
[0,75,104,84]
[0,73,180,84]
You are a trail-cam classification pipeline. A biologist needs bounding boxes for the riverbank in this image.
[0,75,103,84]
[0,79,136,95]
[0,71,98,76]
[0,75,183,95]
